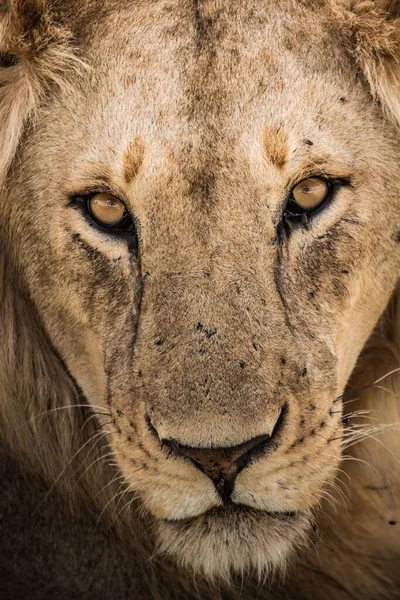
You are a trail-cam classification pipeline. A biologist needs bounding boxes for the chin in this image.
[155,504,313,583]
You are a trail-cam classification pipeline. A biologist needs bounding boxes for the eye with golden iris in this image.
[70,190,137,241]
[291,178,329,211]
[284,176,352,225]
[78,191,135,235]
[88,193,126,226]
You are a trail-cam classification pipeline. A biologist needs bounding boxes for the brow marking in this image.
[123,137,145,184]
[263,125,289,169]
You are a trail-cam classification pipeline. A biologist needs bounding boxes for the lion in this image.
[0,0,399,598]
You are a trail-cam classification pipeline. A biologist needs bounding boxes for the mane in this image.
[0,0,87,187]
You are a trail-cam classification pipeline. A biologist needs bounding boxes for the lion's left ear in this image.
[336,0,400,127]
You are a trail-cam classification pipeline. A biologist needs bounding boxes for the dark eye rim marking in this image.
[283,176,352,224]
[68,185,139,249]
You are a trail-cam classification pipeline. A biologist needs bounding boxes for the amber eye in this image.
[88,193,127,226]
[290,178,329,212]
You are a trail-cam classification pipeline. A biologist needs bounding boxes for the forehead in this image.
[43,0,372,185]
[83,0,355,119]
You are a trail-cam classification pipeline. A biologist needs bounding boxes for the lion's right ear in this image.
[0,0,83,185]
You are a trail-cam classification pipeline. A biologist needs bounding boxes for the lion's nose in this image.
[161,433,275,501]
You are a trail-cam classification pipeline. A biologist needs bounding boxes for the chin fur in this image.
[155,505,312,585]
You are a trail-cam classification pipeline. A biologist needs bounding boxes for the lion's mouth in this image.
[161,502,302,525]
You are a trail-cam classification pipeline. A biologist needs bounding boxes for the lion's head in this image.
[1,0,400,587]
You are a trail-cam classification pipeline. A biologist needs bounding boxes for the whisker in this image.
[74,449,119,488]
[111,488,135,524]
[325,478,349,505]
[342,428,400,463]
[111,492,140,525]
[17,404,110,430]
[33,429,113,514]
[317,488,338,513]
[334,368,400,404]
[94,473,126,500]
[79,411,107,435]
[97,483,128,524]
[371,384,400,399]
[340,454,379,474]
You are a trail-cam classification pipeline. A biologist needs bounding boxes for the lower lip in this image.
[162,505,300,525]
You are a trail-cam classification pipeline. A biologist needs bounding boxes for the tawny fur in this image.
[0,1,400,598]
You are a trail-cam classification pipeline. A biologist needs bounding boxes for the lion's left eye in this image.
[88,193,127,227]
[288,178,329,213]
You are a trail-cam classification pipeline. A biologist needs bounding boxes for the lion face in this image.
[3,0,400,582]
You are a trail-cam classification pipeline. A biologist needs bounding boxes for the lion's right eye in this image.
[70,190,137,241]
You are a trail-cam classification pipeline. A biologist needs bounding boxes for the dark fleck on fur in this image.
[196,322,217,339]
